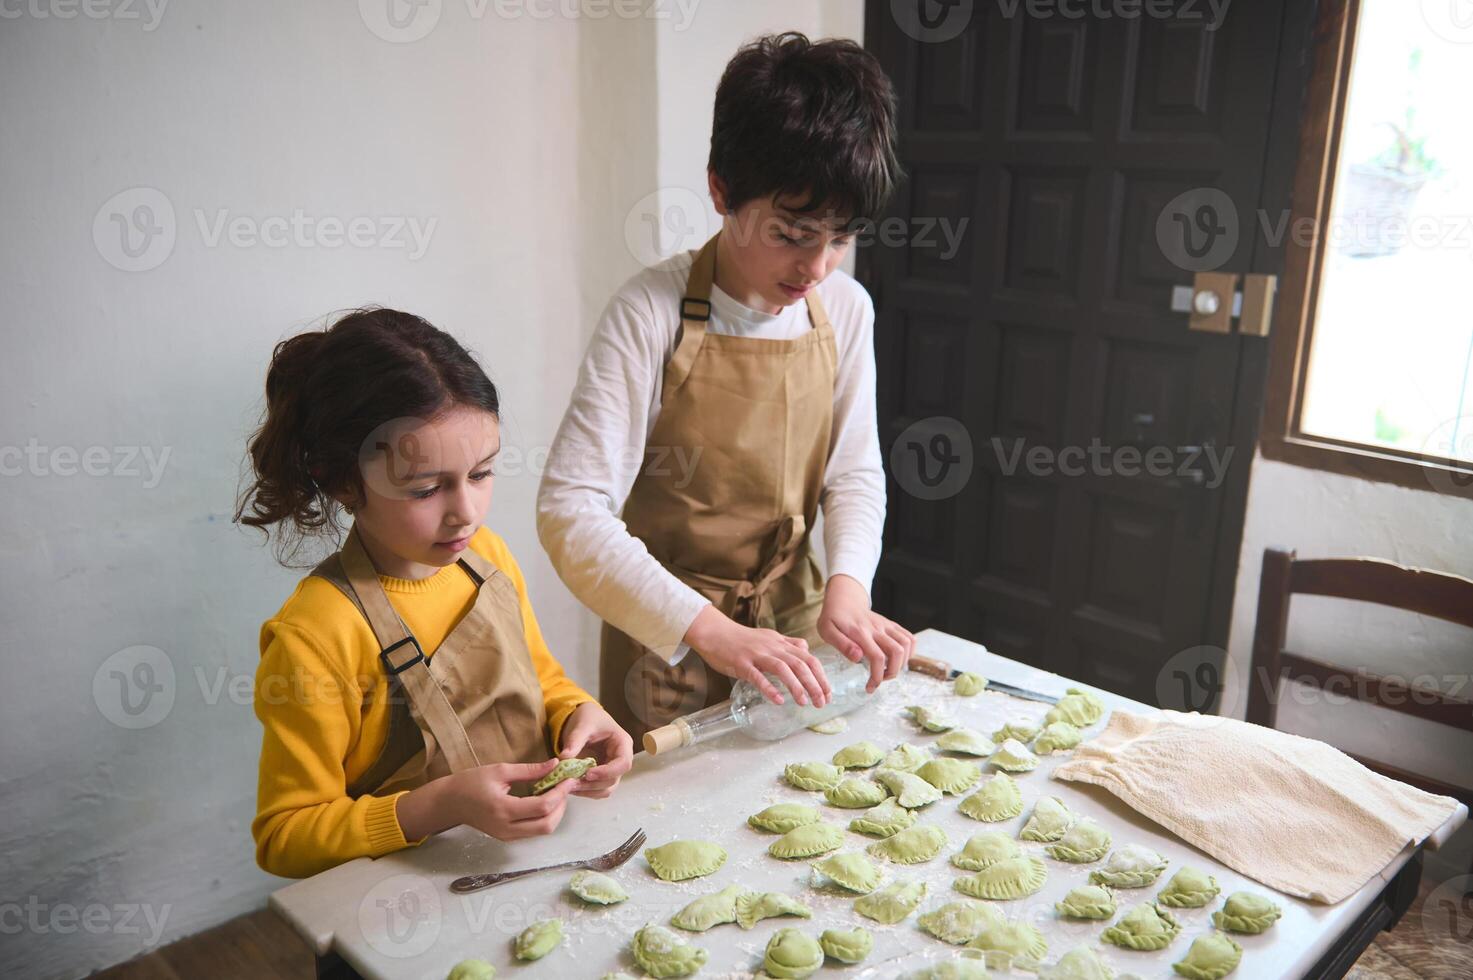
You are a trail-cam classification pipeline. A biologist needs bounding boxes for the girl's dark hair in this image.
[235,308,500,565]
[708,32,901,225]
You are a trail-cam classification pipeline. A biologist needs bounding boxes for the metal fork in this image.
[449,828,647,894]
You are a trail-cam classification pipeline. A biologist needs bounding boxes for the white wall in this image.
[0,1,860,977]
[1225,454,1473,884]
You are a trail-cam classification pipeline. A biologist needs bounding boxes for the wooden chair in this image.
[1248,548,1473,822]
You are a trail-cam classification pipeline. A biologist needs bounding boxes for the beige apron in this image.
[600,234,838,745]
[310,525,551,797]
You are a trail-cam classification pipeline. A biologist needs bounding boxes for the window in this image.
[1262,0,1473,496]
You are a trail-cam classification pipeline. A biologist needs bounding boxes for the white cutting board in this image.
[269,629,1466,978]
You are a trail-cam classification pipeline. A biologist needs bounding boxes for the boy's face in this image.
[711,175,856,314]
[345,404,500,578]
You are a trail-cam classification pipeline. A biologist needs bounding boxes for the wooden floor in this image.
[97,879,1469,979]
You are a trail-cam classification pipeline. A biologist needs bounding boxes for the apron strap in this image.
[802,288,832,332]
[664,235,718,397]
[339,526,483,774]
[718,514,809,627]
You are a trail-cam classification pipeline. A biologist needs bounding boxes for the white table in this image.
[270,629,1467,979]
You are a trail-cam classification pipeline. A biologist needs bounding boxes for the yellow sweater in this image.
[252,527,594,879]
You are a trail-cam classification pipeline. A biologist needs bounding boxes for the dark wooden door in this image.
[862,0,1303,707]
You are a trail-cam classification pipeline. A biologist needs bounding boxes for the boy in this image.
[538,32,913,744]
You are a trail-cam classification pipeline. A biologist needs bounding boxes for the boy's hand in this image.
[684,605,831,707]
[412,760,574,842]
[557,702,634,798]
[819,574,914,693]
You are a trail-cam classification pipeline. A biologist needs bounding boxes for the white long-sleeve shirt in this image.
[537,250,886,663]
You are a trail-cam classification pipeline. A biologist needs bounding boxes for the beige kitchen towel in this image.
[1051,709,1461,903]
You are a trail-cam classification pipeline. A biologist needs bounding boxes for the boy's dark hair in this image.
[709,32,901,226]
[234,308,500,565]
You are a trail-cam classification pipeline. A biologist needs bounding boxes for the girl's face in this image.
[346,404,500,580]
[709,174,855,315]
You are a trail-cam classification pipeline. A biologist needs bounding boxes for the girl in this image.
[239,308,632,879]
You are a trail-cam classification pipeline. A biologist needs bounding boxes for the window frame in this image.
[1260,0,1473,498]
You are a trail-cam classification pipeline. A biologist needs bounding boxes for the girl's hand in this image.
[819,574,915,693]
[557,701,634,798]
[684,605,831,707]
[401,759,575,843]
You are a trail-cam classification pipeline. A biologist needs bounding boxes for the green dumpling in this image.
[954,671,988,696]
[669,884,748,932]
[882,742,933,772]
[917,899,1004,945]
[1089,844,1168,888]
[531,756,595,794]
[832,739,886,769]
[854,879,927,925]
[867,823,948,864]
[907,704,960,732]
[1174,930,1244,979]
[734,891,812,929]
[897,959,991,980]
[1019,796,1074,842]
[953,855,1048,900]
[748,802,822,834]
[818,926,873,964]
[875,767,943,808]
[1055,884,1117,920]
[917,757,982,794]
[1102,902,1181,951]
[567,870,628,905]
[952,831,1022,871]
[936,727,993,756]
[631,923,707,978]
[1212,891,1282,934]
[959,773,1024,822]
[991,722,1040,744]
[848,797,918,838]
[512,919,562,961]
[1044,687,1105,727]
[988,738,1038,773]
[1032,721,1082,755]
[644,840,727,881]
[967,920,1048,970]
[762,928,823,979]
[824,776,890,808]
[812,851,883,894]
[1044,818,1112,863]
[445,960,494,980]
[1036,946,1115,979]
[768,822,844,859]
[1157,866,1221,909]
[784,760,842,791]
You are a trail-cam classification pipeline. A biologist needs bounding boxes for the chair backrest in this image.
[1247,548,1473,806]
